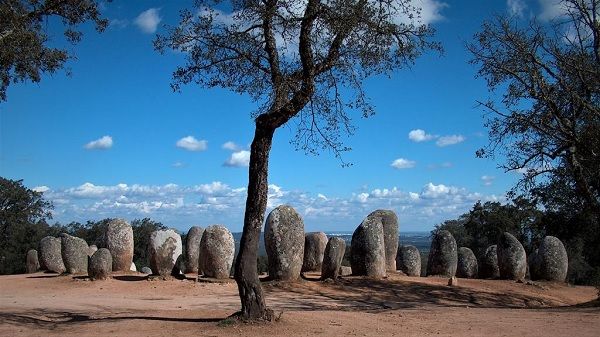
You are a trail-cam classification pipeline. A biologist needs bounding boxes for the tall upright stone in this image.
[185,226,204,274]
[479,245,500,279]
[302,232,328,272]
[396,245,421,277]
[60,233,89,274]
[456,247,478,278]
[366,210,399,271]
[149,229,182,277]
[199,225,234,279]
[26,249,40,273]
[350,215,386,278]
[264,205,305,281]
[321,237,346,280]
[39,236,65,273]
[497,232,527,280]
[426,230,457,277]
[88,248,113,280]
[530,236,568,282]
[105,219,134,272]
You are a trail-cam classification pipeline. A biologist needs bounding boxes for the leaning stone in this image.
[264,205,305,281]
[366,210,399,271]
[497,232,527,280]
[350,215,386,278]
[321,237,346,280]
[26,249,40,273]
[426,230,457,277]
[479,245,500,279]
[456,247,478,278]
[105,219,134,272]
[199,225,235,279]
[302,232,328,272]
[60,233,89,274]
[148,229,182,278]
[141,266,152,274]
[531,236,568,282]
[39,236,66,273]
[88,245,98,257]
[185,226,204,274]
[396,245,421,277]
[88,248,112,280]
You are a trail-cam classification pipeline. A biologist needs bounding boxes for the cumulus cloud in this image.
[84,135,113,150]
[33,186,50,193]
[417,0,448,24]
[224,150,250,167]
[391,158,416,169]
[172,162,185,168]
[134,8,161,34]
[176,136,207,151]
[222,141,241,151]
[507,0,527,17]
[408,129,435,142]
[481,175,495,186]
[436,135,465,147]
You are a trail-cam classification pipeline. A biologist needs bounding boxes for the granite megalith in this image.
[60,233,89,274]
[366,210,399,271]
[456,247,478,278]
[264,205,305,281]
[88,248,112,280]
[396,245,421,277]
[426,230,457,277]
[26,249,40,273]
[321,237,346,280]
[199,225,235,279]
[105,219,134,272]
[148,229,182,277]
[497,232,527,280]
[350,215,386,278]
[185,226,204,274]
[39,236,66,273]
[302,232,328,272]
[530,236,568,282]
[479,245,500,279]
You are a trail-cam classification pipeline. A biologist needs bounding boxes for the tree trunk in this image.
[234,120,275,321]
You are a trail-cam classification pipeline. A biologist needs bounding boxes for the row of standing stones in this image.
[25,205,568,283]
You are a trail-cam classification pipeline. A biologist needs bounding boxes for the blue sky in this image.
[0,1,557,233]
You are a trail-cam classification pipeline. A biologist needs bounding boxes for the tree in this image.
[156,0,439,320]
[0,177,53,274]
[0,0,108,101]
[468,0,600,214]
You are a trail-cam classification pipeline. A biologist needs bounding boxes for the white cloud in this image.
[222,141,241,151]
[172,162,185,168]
[176,136,207,151]
[224,150,250,167]
[391,158,416,169]
[416,0,448,24]
[33,186,50,193]
[84,135,113,150]
[538,0,568,21]
[408,129,435,142]
[134,8,161,34]
[481,175,495,186]
[436,135,465,147]
[507,0,527,17]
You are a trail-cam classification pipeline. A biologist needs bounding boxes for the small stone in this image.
[199,225,234,279]
[448,276,458,286]
[130,262,137,272]
[185,226,204,274]
[426,230,457,277]
[26,249,40,273]
[396,245,421,277]
[302,232,328,272]
[39,236,66,273]
[264,205,305,281]
[456,247,478,278]
[60,233,89,274]
[479,245,500,279]
[88,248,112,280]
[321,237,346,280]
[140,266,152,274]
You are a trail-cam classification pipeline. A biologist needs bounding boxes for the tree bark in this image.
[234,117,275,320]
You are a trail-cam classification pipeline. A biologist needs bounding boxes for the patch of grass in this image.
[217,318,236,327]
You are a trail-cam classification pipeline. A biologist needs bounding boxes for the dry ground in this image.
[0,271,598,337]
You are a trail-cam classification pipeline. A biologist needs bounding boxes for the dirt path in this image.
[1,272,598,337]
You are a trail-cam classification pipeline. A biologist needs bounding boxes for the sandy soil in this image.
[1,271,598,337]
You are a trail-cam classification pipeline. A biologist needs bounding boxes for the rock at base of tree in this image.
[87,245,98,257]
[302,232,328,272]
[148,229,182,278]
[457,247,478,278]
[105,219,134,272]
[426,230,458,277]
[530,236,568,282]
[350,215,386,278]
[479,245,500,279]
[185,226,204,274]
[88,248,112,280]
[448,276,458,286]
[39,236,66,274]
[321,237,346,280]
[199,225,235,279]
[366,210,399,271]
[396,245,421,277]
[264,205,305,281]
[497,232,527,280]
[60,233,89,274]
[26,249,39,273]
[140,266,152,274]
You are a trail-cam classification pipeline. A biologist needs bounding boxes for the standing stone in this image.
[199,225,234,279]
[530,236,568,282]
[39,236,65,273]
[396,245,421,277]
[264,205,305,281]
[456,247,478,278]
[60,233,88,274]
[88,248,112,280]
[497,232,527,280]
[426,230,457,277]
[148,229,182,277]
[26,249,40,273]
[321,237,346,280]
[479,245,500,279]
[185,226,204,274]
[350,215,386,278]
[105,219,134,272]
[302,232,328,272]
[88,245,98,257]
[366,210,399,271]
